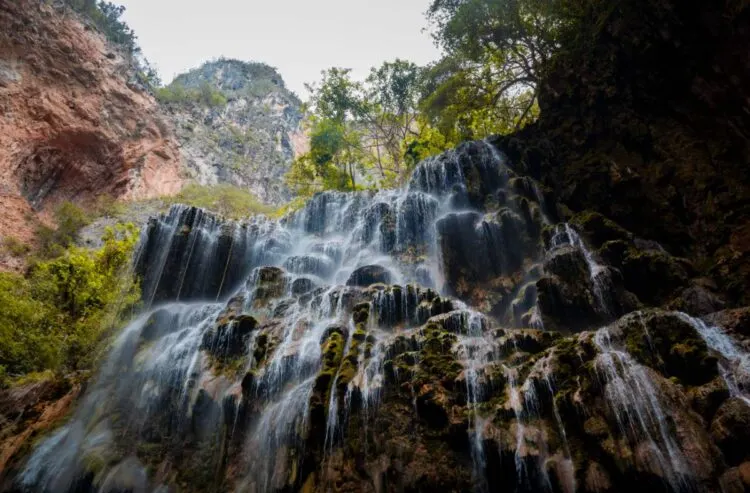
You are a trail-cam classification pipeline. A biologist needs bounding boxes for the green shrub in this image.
[0,224,140,381]
[166,184,275,220]
[2,236,30,257]
[155,82,228,108]
[36,201,93,258]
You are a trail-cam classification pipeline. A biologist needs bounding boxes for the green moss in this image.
[571,210,632,247]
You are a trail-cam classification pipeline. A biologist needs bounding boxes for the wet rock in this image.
[544,245,589,282]
[415,384,450,428]
[99,457,149,493]
[252,266,287,305]
[711,398,750,465]
[671,283,726,316]
[571,210,632,246]
[615,310,718,385]
[291,277,317,296]
[704,307,750,340]
[346,265,392,287]
[740,462,750,488]
[621,249,690,305]
[688,377,731,422]
[202,314,258,359]
[141,308,180,341]
[585,461,612,492]
[719,467,747,493]
[284,255,335,278]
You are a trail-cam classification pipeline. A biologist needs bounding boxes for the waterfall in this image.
[549,223,615,318]
[15,139,729,492]
[677,313,750,406]
[593,327,692,491]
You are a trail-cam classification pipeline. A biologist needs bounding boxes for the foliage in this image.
[156,82,228,108]
[422,0,561,139]
[0,224,140,382]
[2,236,31,257]
[36,201,93,259]
[287,62,437,195]
[403,117,456,169]
[166,184,276,220]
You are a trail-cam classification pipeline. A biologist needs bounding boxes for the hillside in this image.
[158,59,307,205]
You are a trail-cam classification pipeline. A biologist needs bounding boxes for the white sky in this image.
[118,0,442,98]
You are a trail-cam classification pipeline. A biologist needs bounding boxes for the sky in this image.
[118,0,443,98]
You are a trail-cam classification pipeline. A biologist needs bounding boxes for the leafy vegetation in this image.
[36,202,93,259]
[165,184,276,220]
[155,82,228,108]
[286,62,433,195]
[0,224,140,388]
[286,0,582,196]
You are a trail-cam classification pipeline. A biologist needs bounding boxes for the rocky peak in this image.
[159,58,307,205]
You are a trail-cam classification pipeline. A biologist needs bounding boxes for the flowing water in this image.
[15,140,723,492]
[593,326,691,490]
[677,313,750,405]
[549,223,615,318]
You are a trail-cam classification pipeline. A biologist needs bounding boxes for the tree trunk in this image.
[349,162,356,191]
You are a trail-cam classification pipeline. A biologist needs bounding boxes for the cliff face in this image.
[0,0,184,259]
[160,59,306,205]
[498,0,750,308]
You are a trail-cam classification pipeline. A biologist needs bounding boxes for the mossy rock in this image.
[571,210,632,247]
[711,398,750,465]
[621,249,689,305]
[619,310,718,385]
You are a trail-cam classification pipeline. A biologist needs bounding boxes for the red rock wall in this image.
[0,0,184,257]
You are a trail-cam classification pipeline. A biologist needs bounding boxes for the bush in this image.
[166,184,275,220]
[155,82,228,108]
[2,236,30,257]
[0,224,140,381]
[37,201,92,258]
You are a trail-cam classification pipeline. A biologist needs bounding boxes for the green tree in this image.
[362,60,423,180]
[289,69,369,193]
[423,0,560,139]
[0,224,140,383]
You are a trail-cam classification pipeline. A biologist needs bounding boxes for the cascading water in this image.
[677,313,750,405]
[593,326,691,491]
[13,139,734,493]
[548,223,615,318]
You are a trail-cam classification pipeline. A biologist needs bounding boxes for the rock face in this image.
[10,136,750,492]
[495,0,750,308]
[4,0,750,491]
[0,0,184,249]
[160,59,306,205]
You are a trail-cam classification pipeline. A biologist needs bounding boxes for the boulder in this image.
[711,398,750,465]
[291,277,316,296]
[346,265,392,287]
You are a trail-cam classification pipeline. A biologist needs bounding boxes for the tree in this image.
[423,0,560,138]
[362,60,423,179]
[289,69,368,193]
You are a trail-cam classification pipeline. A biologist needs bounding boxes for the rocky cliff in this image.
[0,0,184,257]
[497,0,750,309]
[5,138,750,492]
[3,0,750,492]
[158,59,306,206]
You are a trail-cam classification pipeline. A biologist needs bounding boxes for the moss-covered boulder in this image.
[571,210,633,246]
